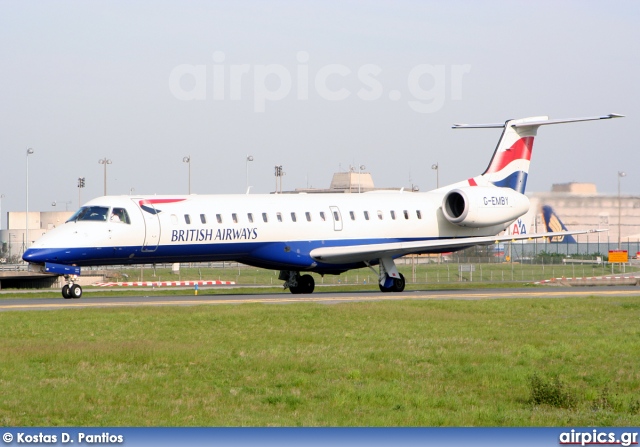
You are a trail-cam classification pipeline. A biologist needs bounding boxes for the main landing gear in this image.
[280,271,315,294]
[61,275,83,299]
[378,273,406,292]
[367,257,406,293]
[280,257,406,295]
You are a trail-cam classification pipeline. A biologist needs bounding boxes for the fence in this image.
[448,240,640,264]
[5,239,639,288]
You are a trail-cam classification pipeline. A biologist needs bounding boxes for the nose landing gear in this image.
[61,276,82,299]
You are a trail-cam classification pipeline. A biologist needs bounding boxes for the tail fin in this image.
[452,114,623,194]
[542,205,576,243]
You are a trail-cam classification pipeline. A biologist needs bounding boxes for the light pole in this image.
[274,165,284,193]
[358,164,366,193]
[26,148,34,252]
[183,156,191,194]
[0,193,4,230]
[98,158,112,195]
[9,233,15,260]
[617,171,626,249]
[77,177,85,208]
[246,155,254,193]
[431,162,439,188]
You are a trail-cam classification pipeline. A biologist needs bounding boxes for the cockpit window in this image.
[110,208,130,224]
[66,206,110,222]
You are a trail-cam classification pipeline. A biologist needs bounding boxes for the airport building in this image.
[0,211,72,262]
[291,170,418,194]
[529,183,640,245]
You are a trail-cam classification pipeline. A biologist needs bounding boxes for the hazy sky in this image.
[1,0,638,227]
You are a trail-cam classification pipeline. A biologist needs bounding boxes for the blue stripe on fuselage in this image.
[23,237,441,273]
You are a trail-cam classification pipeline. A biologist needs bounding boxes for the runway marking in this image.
[1,288,638,311]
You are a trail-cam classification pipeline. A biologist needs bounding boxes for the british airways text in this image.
[171,228,258,242]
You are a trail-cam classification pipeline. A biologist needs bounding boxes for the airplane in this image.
[541,205,577,243]
[23,113,622,299]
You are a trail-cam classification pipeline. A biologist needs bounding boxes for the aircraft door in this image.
[133,199,161,252]
[329,206,343,231]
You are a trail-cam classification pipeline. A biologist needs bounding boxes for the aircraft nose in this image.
[23,248,41,263]
[23,248,58,264]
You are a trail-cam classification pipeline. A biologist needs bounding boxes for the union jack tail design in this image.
[478,116,542,193]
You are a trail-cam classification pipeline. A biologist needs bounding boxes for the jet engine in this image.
[442,186,530,228]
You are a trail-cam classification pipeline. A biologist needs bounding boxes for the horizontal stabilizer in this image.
[452,114,624,129]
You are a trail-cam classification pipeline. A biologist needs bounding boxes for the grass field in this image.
[1,295,639,426]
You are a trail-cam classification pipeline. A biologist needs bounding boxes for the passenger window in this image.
[110,208,130,224]
[276,212,283,222]
[184,214,191,224]
[200,214,207,224]
[291,212,297,222]
[390,210,396,220]
[216,214,222,224]
[416,210,422,219]
[248,213,254,223]
[232,213,238,223]
[319,211,326,221]
[349,211,355,220]
[377,210,383,220]
[333,211,340,221]
[305,212,311,222]
[403,210,409,219]
[262,212,268,223]
[364,211,369,221]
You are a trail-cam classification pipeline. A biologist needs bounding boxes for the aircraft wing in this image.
[309,229,605,264]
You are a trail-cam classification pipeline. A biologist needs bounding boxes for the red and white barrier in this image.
[535,275,640,285]
[93,280,235,287]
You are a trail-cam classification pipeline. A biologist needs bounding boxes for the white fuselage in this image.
[24,190,511,273]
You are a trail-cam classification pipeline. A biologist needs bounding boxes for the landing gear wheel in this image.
[70,284,83,299]
[62,285,71,299]
[283,271,316,295]
[391,273,405,292]
[379,273,405,293]
[299,274,315,294]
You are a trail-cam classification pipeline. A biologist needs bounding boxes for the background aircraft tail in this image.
[541,205,576,243]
